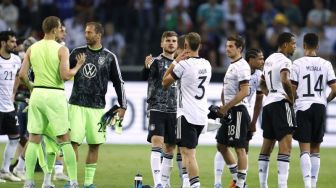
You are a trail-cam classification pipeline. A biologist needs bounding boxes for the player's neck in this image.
[0,49,10,59]
[231,55,242,63]
[44,33,56,40]
[88,43,102,50]
[304,50,317,57]
[162,52,174,60]
[188,51,198,58]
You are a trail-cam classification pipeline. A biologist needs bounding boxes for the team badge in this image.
[98,56,105,65]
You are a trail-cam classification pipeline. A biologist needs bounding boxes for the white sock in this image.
[16,155,25,171]
[300,152,311,188]
[176,152,183,184]
[258,154,270,188]
[310,153,320,188]
[214,151,225,185]
[150,147,162,186]
[278,154,290,188]
[161,153,173,187]
[43,173,52,185]
[54,161,64,174]
[227,163,238,181]
[1,138,19,172]
[236,169,247,188]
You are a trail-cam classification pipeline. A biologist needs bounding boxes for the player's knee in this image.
[216,143,227,153]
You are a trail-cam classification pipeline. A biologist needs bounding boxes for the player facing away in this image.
[19,16,85,188]
[68,22,127,188]
[290,33,336,188]
[214,48,264,188]
[0,30,22,183]
[215,35,251,188]
[143,31,178,188]
[258,32,296,188]
[162,32,212,188]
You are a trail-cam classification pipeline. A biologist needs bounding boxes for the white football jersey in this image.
[172,57,212,125]
[291,56,336,111]
[0,54,21,112]
[223,57,251,106]
[246,69,262,109]
[263,53,292,106]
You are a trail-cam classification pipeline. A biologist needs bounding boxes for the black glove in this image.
[208,105,220,119]
[100,105,120,126]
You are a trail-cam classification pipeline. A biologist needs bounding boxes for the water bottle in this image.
[134,173,142,188]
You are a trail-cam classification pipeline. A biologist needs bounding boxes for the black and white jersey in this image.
[69,46,127,109]
[262,53,292,106]
[0,54,21,112]
[172,57,212,125]
[142,54,177,113]
[246,69,263,109]
[291,56,336,111]
[223,57,251,106]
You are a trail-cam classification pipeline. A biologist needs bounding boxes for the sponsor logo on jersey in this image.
[83,63,97,78]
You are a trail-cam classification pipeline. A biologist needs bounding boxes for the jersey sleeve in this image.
[326,61,336,85]
[172,60,185,80]
[279,59,292,73]
[69,49,77,69]
[290,60,299,86]
[238,62,251,85]
[109,53,127,109]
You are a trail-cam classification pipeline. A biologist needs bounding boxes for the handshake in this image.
[100,105,123,134]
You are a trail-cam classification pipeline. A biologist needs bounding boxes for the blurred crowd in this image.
[1,0,336,69]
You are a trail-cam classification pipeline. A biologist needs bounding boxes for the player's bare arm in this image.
[327,83,336,103]
[12,71,21,102]
[259,78,268,95]
[250,93,263,132]
[219,83,249,116]
[18,48,33,91]
[59,46,85,80]
[280,70,294,104]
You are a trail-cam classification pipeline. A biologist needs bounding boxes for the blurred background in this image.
[1,0,336,81]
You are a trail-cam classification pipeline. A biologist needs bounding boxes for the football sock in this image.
[258,154,270,188]
[300,152,311,188]
[310,153,320,188]
[214,151,225,185]
[54,160,64,174]
[176,152,183,184]
[190,176,200,188]
[161,153,173,187]
[46,152,56,173]
[150,147,162,186]
[25,142,39,180]
[37,143,48,174]
[16,155,25,171]
[84,163,97,186]
[236,169,247,188]
[227,163,238,181]
[60,142,77,181]
[278,154,290,188]
[1,137,19,172]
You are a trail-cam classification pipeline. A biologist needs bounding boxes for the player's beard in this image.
[164,48,175,56]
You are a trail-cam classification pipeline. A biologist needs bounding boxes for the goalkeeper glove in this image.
[208,105,220,119]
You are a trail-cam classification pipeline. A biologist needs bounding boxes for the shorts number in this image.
[97,122,106,133]
[228,125,235,136]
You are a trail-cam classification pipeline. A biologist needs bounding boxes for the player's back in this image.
[263,52,292,106]
[176,57,212,125]
[291,56,336,111]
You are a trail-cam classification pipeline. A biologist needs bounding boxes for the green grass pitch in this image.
[0,144,335,188]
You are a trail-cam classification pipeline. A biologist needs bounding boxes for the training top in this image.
[142,54,177,113]
[30,39,64,89]
[69,46,127,109]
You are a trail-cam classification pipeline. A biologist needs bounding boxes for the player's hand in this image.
[249,122,257,133]
[284,94,294,105]
[175,50,190,62]
[115,108,126,119]
[145,54,154,69]
[218,105,228,118]
[75,53,86,66]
